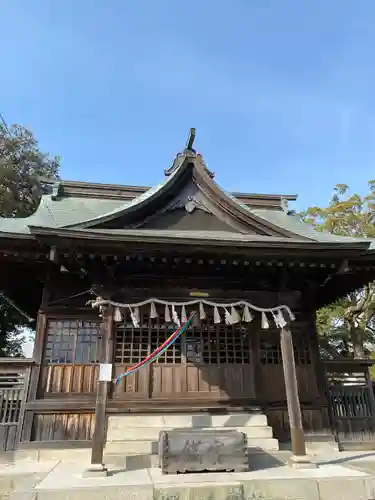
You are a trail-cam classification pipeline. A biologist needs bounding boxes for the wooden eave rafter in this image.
[233,192,297,201]
[0,232,46,255]
[0,232,34,240]
[27,225,371,254]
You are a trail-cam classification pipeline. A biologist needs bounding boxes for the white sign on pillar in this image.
[99,363,113,382]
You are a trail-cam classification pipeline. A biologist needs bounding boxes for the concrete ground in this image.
[2,449,375,499]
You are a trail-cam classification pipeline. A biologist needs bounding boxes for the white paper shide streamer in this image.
[242,305,253,323]
[273,310,287,329]
[114,307,122,322]
[172,305,180,327]
[165,305,171,323]
[199,302,206,320]
[129,307,140,328]
[181,305,187,323]
[261,312,270,329]
[150,302,158,319]
[230,306,241,324]
[213,306,221,324]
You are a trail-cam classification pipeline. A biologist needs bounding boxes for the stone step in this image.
[107,412,267,430]
[105,437,279,454]
[105,412,279,453]
[108,425,274,441]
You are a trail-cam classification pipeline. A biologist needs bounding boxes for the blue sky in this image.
[1,1,375,211]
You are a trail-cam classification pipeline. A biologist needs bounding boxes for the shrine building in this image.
[0,130,375,456]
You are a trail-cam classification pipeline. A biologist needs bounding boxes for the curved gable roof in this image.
[61,152,301,238]
[0,140,374,251]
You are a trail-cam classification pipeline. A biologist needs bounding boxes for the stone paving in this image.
[2,450,375,499]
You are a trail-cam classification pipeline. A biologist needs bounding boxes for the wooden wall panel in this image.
[296,365,320,401]
[31,413,95,441]
[266,407,332,442]
[259,364,319,403]
[112,364,150,399]
[0,425,17,451]
[258,315,320,404]
[220,365,254,399]
[40,365,98,394]
[259,365,285,403]
[152,366,183,396]
[151,364,255,399]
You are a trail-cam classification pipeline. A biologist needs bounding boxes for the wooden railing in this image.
[324,359,375,451]
[0,358,34,451]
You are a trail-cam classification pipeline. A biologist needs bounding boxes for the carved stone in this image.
[158,430,248,474]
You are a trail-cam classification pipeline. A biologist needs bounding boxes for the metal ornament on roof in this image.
[88,296,295,330]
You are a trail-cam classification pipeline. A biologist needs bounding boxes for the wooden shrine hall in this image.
[0,129,375,460]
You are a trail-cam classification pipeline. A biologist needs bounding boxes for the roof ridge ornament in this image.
[280,197,289,213]
[39,177,62,200]
[164,128,215,178]
[185,127,196,153]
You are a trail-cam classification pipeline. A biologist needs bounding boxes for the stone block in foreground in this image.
[158,429,248,474]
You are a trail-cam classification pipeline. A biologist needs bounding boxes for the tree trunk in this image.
[348,320,365,359]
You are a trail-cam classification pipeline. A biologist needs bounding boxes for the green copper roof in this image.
[44,196,129,227]
[206,177,375,250]
[67,156,185,229]
[0,158,182,234]
[252,209,375,251]
[0,196,129,234]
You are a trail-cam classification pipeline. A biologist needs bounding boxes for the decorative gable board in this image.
[141,209,239,232]
[89,163,294,237]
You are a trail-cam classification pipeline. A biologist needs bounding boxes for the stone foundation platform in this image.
[2,450,375,499]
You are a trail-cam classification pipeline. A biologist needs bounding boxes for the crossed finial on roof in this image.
[185,128,196,152]
[165,128,213,178]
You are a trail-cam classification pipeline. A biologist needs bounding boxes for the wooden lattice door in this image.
[113,310,152,400]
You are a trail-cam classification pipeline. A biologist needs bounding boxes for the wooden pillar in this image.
[22,277,50,443]
[248,320,261,403]
[280,326,307,457]
[90,305,113,472]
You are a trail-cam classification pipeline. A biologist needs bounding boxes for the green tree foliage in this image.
[0,123,60,356]
[0,123,59,217]
[0,300,29,357]
[301,181,375,359]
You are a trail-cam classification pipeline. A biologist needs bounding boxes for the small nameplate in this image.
[99,363,112,382]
